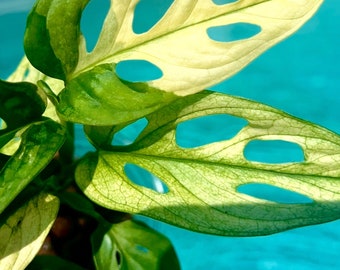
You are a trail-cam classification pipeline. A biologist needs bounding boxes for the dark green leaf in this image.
[46,0,89,77]
[58,191,104,222]
[0,79,46,132]
[26,255,85,270]
[92,220,180,270]
[24,0,65,80]
[84,125,118,149]
[57,64,177,125]
[24,0,89,80]
[0,120,66,214]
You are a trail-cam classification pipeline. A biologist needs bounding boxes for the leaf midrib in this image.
[100,148,340,185]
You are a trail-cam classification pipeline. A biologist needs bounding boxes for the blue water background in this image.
[1,1,340,269]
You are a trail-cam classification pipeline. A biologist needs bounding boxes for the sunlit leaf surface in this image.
[76,91,340,236]
[75,0,323,95]
[0,193,59,270]
[24,0,323,125]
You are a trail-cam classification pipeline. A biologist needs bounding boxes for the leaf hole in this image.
[176,114,247,148]
[116,60,163,82]
[237,183,313,204]
[136,244,149,253]
[133,0,174,34]
[23,68,30,79]
[207,23,261,42]
[75,124,96,157]
[115,250,122,266]
[80,0,110,52]
[112,118,148,146]
[212,0,238,5]
[244,140,304,164]
[124,163,169,194]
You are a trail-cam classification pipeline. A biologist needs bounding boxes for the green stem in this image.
[37,80,59,106]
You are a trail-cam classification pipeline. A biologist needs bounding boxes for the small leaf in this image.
[24,0,89,80]
[57,64,177,125]
[76,91,340,236]
[0,193,59,270]
[58,191,104,222]
[0,130,18,152]
[26,255,85,270]
[0,120,66,214]
[0,80,46,132]
[5,57,66,125]
[92,220,180,270]
[24,0,65,80]
[46,0,89,77]
[0,79,47,152]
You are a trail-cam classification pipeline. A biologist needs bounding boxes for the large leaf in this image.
[92,220,180,270]
[0,120,66,214]
[24,0,323,124]
[0,193,59,270]
[73,0,321,94]
[76,91,340,236]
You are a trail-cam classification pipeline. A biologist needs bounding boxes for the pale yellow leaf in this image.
[0,193,59,270]
[74,0,323,95]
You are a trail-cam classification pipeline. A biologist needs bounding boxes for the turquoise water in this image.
[1,1,340,269]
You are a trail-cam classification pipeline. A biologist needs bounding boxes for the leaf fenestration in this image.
[24,0,323,125]
[74,0,323,95]
[92,220,180,270]
[76,91,340,236]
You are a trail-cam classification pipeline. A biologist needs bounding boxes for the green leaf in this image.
[5,57,67,124]
[25,0,322,95]
[0,120,66,214]
[58,191,104,222]
[26,255,85,270]
[57,64,177,125]
[24,0,65,80]
[24,0,89,80]
[0,79,46,134]
[0,193,59,270]
[76,91,340,236]
[0,78,47,160]
[0,130,18,153]
[70,0,322,95]
[25,0,323,124]
[92,220,180,270]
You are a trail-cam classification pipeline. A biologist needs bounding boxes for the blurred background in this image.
[1,0,339,269]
